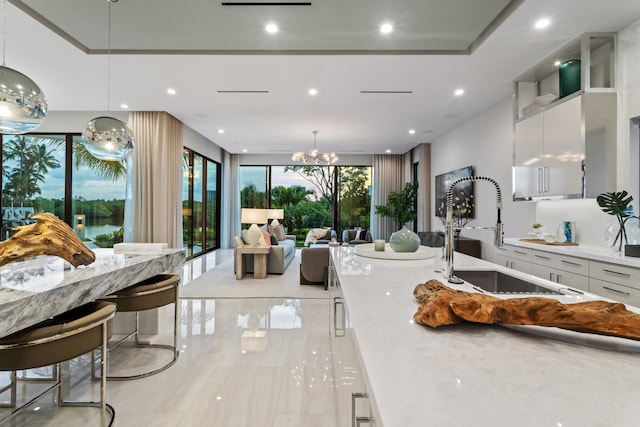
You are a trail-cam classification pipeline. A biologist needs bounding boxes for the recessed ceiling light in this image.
[242,149,248,153]
[120,104,129,109]
[385,149,391,153]
[218,129,225,134]
[454,88,464,96]
[308,88,318,96]
[554,60,561,66]
[408,129,415,134]
[167,88,176,95]
[266,23,278,34]
[380,23,393,34]
[535,18,550,29]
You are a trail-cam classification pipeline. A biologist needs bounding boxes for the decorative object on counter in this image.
[596,191,639,252]
[559,59,581,98]
[413,280,640,342]
[0,212,95,267]
[374,239,385,251]
[436,166,475,231]
[563,220,576,243]
[354,243,435,260]
[518,238,578,246]
[374,181,420,252]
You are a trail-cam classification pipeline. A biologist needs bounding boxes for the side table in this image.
[235,246,272,279]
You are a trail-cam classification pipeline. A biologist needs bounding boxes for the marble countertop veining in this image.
[330,246,640,427]
[0,248,185,337]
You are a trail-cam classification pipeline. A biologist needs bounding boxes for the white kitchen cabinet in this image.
[529,249,589,291]
[494,246,532,273]
[589,277,640,308]
[514,95,584,199]
[331,290,376,426]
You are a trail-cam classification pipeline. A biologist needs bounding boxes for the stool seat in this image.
[0,301,116,426]
[97,273,180,380]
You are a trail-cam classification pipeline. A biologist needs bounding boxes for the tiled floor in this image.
[0,249,349,426]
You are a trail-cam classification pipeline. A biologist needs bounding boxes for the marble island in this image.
[330,246,640,427]
[0,248,185,337]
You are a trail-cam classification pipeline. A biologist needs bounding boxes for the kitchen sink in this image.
[454,270,561,295]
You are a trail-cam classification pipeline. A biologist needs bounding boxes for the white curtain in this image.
[371,155,406,241]
[125,112,183,248]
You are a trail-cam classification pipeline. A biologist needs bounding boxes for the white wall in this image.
[183,125,225,163]
[430,98,536,263]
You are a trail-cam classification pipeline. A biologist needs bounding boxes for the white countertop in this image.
[0,248,185,337]
[504,237,640,268]
[330,246,640,427]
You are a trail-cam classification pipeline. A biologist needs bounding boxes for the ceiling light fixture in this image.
[380,23,393,34]
[291,130,338,165]
[81,0,134,161]
[218,129,225,134]
[0,0,47,134]
[167,88,176,95]
[554,60,561,66]
[308,88,318,96]
[409,129,415,134]
[454,88,464,96]
[535,18,550,29]
[266,23,278,33]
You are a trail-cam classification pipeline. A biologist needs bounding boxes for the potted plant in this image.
[596,191,639,252]
[374,182,420,252]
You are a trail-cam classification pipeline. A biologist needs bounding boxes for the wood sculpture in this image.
[0,212,96,267]
[414,279,640,341]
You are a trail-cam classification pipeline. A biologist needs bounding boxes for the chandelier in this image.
[291,130,338,165]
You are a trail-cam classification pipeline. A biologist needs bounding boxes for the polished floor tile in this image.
[0,249,346,426]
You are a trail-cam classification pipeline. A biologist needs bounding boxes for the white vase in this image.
[389,226,420,253]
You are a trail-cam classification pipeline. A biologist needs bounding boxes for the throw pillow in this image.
[270,234,279,245]
[261,229,272,246]
[359,230,368,241]
[269,224,286,241]
[323,229,333,241]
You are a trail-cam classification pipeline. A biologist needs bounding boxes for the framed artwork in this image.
[435,166,475,224]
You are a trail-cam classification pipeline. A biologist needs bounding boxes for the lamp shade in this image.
[266,209,284,220]
[0,66,47,134]
[241,208,268,225]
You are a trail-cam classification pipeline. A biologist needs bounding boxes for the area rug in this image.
[179,249,334,300]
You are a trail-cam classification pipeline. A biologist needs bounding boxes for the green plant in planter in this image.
[374,182,418,230]
[596,191,638,251]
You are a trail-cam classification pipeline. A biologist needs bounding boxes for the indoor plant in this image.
[596,191,638,251]
[374,182,419,252]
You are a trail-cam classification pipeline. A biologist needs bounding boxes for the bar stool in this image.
[0,301,117,427]
[97,274,180,380]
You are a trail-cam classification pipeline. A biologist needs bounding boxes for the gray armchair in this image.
[342,229,372,245]
[299,247,329,289]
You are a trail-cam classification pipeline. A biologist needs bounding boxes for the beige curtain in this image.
[371,154,406,241]
[125,112,183,248]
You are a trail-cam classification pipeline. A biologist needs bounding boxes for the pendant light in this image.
[0,0,47,134]
[81,0,134,161]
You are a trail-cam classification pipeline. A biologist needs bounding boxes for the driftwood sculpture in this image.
[414,279,640,341]
[0,212,95,267]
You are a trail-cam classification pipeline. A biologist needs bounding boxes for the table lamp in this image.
[267,209,284,226]
[241,208,268,246]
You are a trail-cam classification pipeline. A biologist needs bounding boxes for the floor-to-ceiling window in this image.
[182,148,221,258]
[240,165,371,242]
[1,133,127,248]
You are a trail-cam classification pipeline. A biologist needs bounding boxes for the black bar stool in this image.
[97,274,180,380]
[0,301,117,427]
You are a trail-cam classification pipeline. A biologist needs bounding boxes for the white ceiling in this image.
[4,0,640,156]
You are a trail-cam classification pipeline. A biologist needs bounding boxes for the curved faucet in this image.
[444,176,503,284]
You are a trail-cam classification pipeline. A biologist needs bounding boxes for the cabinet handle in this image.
[352,392,371,427]
[536,167,543,193]
[561,260,582,267]
[544,166,550,192]
[556,274,562,283]
[535,254,552,260]
[334,297,345,337]
[603,286,631,296]
[602,269,631,278]
[513,250,528,255]
[356,417,376,426]
[549,272,555,281]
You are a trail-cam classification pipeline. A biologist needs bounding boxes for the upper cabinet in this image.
[512,33,617,201]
